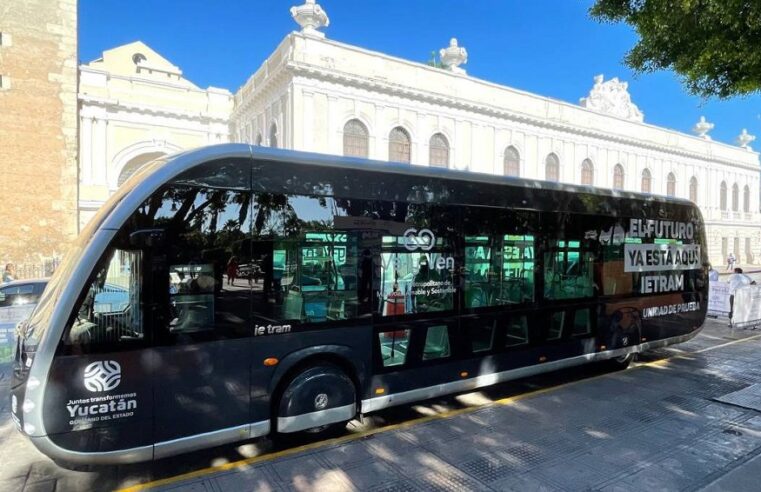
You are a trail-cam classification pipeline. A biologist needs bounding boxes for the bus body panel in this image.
[10,144,708,465]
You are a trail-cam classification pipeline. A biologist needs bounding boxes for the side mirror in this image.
[130,229,166,249]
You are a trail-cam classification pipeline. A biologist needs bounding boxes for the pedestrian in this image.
[726,252,736,271]
[728,267,756,326]
[226,256,238,286]
[708,265,719,282]
[2,263,15,283]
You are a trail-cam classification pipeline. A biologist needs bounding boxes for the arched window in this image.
[641,169,652,193]
[744,185,751,213]
[429,133,449,168]
[720,181,727,210]
[613,164,625,190]
[255,133,263,146]
[388,126,411,163]
[504,146,520,177]
[689,177,698,203]
[545,153,560,182]
[269,123,278,148]
[581,159,594,186]
[666,173,676,197]
[732,183,739,211]
[343,119,369,158]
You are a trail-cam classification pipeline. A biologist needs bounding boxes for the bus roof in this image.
[248,145,694,208]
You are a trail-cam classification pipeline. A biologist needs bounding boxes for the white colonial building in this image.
[229,0,761,268]
[77,1,760,268]
[77,41,232,229]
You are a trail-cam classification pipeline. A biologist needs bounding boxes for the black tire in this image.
[274,363,356,437]
[52,460,100,472]
[604,352,634,370]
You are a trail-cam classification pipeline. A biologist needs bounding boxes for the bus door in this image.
[541,239,598,358]
[372,231,459,393]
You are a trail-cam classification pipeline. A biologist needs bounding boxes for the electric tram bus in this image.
[11,144,707,465]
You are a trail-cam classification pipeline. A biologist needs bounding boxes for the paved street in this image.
[2,317,761,491]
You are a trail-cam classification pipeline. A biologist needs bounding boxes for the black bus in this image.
[11,144,707,465]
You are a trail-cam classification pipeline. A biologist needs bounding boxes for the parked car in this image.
[0,279,48,362]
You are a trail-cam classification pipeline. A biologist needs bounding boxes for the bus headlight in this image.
[22,399,35,413]
[23,423,35,435]
[26,376,40,391]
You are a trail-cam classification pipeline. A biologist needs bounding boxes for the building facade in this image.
[230,2,761,268]
[0,0,79,275]
[77,41,232,229]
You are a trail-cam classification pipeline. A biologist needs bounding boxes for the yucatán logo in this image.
[84,361,121,392]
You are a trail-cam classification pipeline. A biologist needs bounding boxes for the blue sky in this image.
[79,0,761,146]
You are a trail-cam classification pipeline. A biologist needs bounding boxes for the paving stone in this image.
[288,470,355,492]
[211,467,284,492]
[608,464,693,491]
[714,383,761,412]
[410,468,490,492]
[385,447,459,477]
[490,472,563,491]
[459,455,515,483]
[316,440,376,470]
[366,480,422,492]
[535,453,625,490]
[267,455,330,485]
[157,479,215,492]
[363,432,424,464]
[333,460,405,491]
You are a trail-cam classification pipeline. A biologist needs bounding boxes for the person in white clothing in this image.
[728,267,755,324]
[708,266,719,282]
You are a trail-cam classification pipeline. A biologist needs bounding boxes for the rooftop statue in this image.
[579,74,644,123]
[291,0,330,39]
[440,38,468,75]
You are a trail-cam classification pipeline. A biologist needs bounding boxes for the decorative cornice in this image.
[231,69,292,118]
[78,94,230,125]
[282,60,759,170]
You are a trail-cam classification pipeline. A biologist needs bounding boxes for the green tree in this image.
[590,0,761,98]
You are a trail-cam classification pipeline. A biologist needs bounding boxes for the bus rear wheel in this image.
[274,363,356,438]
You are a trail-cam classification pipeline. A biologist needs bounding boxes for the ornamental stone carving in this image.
[736,129,756,150]
[692,116,714,140]
[291,0,329,39]
[579,74,644,123]
[440,38,467,74]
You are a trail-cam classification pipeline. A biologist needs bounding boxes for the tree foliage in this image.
[590,0,761,98]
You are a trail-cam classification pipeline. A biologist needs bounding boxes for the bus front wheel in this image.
[275,363,356,437]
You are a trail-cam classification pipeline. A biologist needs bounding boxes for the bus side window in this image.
[66,249,144,347]
[379,329,411,367]
[168,263,216,333]
[505,315,529,347]
[544,240,595,300]
[572,308,592,337]
[547,311,564,341]
[422,324,451,360]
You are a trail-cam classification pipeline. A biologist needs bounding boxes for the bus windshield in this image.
[22,158,168,347]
